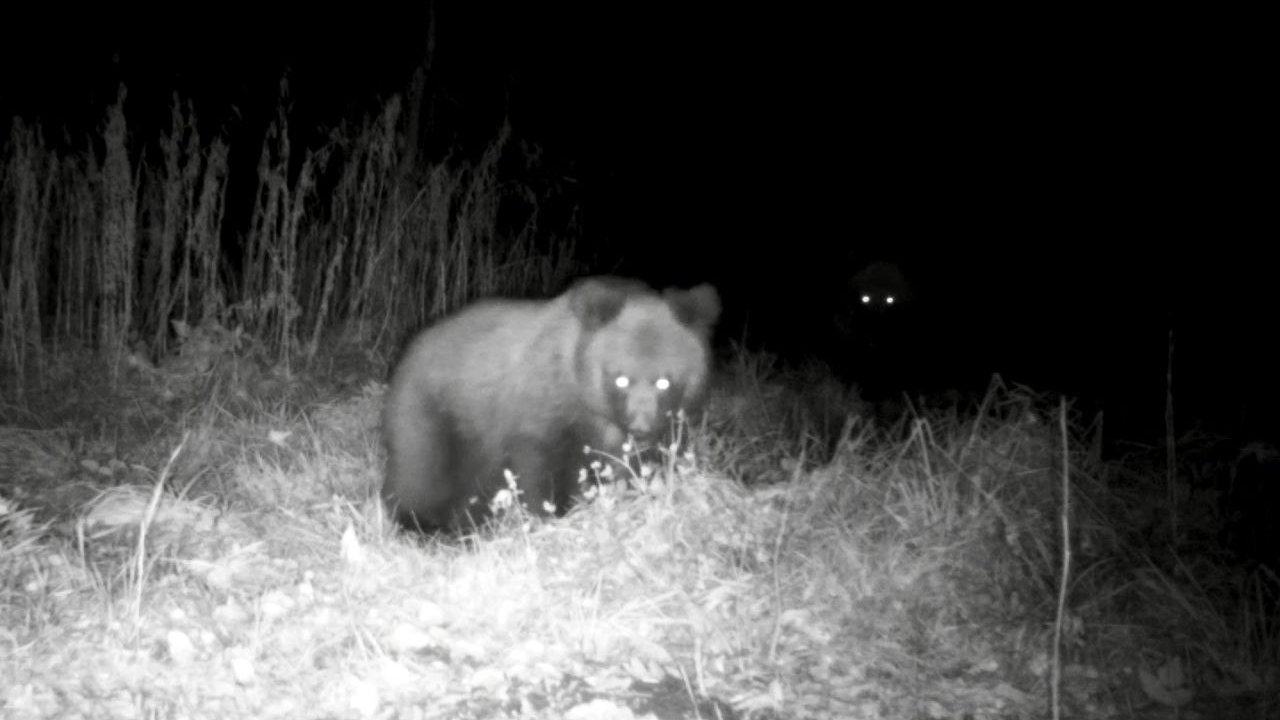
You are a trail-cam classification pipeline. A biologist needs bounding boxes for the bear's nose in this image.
[627,420,655,441]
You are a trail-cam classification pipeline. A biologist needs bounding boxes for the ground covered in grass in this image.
[1,342,1276,719]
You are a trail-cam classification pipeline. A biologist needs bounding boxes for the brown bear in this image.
[381,276,720,532]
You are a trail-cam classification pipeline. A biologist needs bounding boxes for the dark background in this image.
[2,6,1270,442]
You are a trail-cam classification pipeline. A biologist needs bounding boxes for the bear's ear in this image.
[569,277,633,330]
[664,284,721,334]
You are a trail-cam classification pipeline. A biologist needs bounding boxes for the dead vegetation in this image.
[3,61,1277,720]
[2,345,1277,719]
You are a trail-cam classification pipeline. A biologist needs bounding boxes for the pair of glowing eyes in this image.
[861,294,896,305]
[614,375,671,391]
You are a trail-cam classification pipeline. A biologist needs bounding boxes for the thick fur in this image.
[382,276,720,532]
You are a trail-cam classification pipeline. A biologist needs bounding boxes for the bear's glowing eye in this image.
[885,295,895,305]
[614,375,630,390]
[655,377,671,391]
[861,294,872,304]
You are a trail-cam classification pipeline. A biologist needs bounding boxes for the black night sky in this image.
[2,7,1271,442]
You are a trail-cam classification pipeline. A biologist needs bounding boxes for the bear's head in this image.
[849,261,910,313]
[570,277,720,444]
[833,260,912,340]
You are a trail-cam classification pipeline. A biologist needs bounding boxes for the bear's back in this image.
[387,296,583,438]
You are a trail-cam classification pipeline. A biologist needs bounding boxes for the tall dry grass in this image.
[0,74,580,401]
